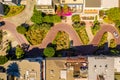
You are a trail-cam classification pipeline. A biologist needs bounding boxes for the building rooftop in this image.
[85,0,101,7]
[88,56,114,80]
[36,0,52,5]
[3,60,41,80]
[46,57,88,80]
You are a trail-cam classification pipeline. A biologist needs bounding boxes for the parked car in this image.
[113,31,119,38]
[0,21,5,27]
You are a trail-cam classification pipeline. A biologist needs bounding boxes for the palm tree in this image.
[7,62,20,80]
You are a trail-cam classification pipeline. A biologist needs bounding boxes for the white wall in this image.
[101,0,119,9]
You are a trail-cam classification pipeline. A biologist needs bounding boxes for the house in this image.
[36,0,55,14]
[45,57,88,80]
[88,56,114,80]
[1,60,41,80]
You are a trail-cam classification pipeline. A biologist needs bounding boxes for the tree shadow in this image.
[26,42,120,58]
[26,47,44,58]
[7,62,20,80]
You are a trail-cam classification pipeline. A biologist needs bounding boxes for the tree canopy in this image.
[43,47,55,57]
[16,25,27,34]
[106,7,120,22]
[0,56,8,65]
[15,45,25,59]
[31,8,43,24]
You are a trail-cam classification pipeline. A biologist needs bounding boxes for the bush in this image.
[43,47,55,57]
[0,56,8,65]
[110,39,116,48]
[31,8,43,24]
[16,26,27,34]
[15,45,25,59]
[98,32,108,47]
[3,4,10,15]
[72,15,80,23]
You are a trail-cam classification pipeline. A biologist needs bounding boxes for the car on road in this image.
[113,31,119,38]
[0,21,5,27]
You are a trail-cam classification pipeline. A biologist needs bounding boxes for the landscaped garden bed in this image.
[25,24,51,45]
[98,32,108,47]
[91,16,101,35]
[109,39,116,48]
[52,31,70,50]
[74,26,89,45]
[4,5,25,17]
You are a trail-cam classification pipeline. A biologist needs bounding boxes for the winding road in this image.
[40,23,83,48]
[0,0,120,54]
[91,24,120,46]
[1,20,120,55]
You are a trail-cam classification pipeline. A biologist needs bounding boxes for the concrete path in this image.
[0,21,29,44]
[85,21,94,43]
[4,0,35,26]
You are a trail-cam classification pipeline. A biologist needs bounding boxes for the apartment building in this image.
[45,57,88,80]
[88,56,114,80]
[0,60,41,80]
[36,0,55,14]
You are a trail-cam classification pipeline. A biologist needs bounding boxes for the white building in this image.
[88,56,114,80]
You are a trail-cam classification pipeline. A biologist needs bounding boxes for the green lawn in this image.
[4,5,25,18]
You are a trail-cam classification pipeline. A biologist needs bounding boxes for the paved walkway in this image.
[4,0,35,26]
[0,21,29,44]
[85,21,94,43]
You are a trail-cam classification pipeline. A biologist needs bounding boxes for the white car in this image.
[113,31,119,38]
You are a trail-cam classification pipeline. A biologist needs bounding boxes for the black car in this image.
[0,21,5,27]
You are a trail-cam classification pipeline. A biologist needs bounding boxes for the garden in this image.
[25,24,51,45]
[75,26,89,45]
[98,32,108,47]
[4,5,25,17]
[109,39,116,48]
[71,15,89,45]
[52,31,70,50]
[91,16,101,35]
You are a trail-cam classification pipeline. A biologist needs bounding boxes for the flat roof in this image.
[37,0,52,5]
[85,0,101,7]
